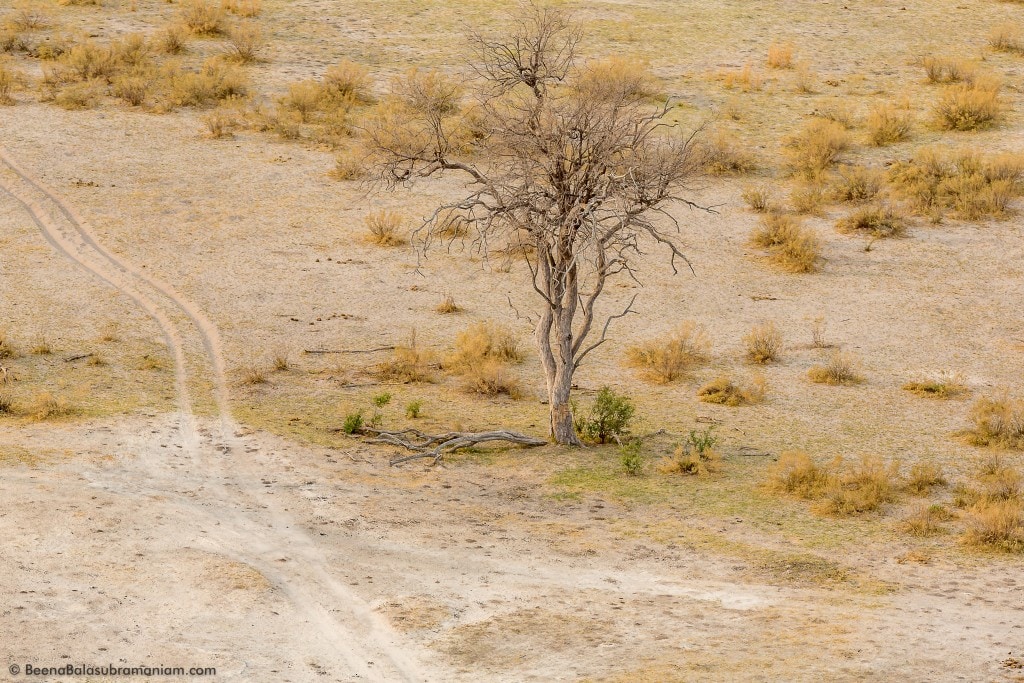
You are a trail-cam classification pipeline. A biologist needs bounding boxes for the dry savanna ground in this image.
[2,0,1024,681]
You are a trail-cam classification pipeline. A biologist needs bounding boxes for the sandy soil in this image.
[2,0,1024,681]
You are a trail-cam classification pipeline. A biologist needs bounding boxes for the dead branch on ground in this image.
[363,428,547,465]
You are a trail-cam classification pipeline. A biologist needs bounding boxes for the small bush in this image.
[157,23,189,55]
[902,372,967,399]
[435,294,461,314]
[625,321,711,384]
[342,411,364,434]
[830,165,883,203]
[112,72,151,106]
[225,21,264,64]
[460,358,521,398]
[785,119,850,178]
[0,330,15,359]
[364,209,407,247]
[331,146,368,180]
[766,42,793,69]
[789,183,825,215]
[962,501,1024,552]
[961,393,1024,449]
[180,0,225,35]
[0,61,24,105]
[934,82,1003,131]
[54,79,102,109]
[405,400,422,419]
[222,0,261,17]
[793,62,816,94]
[744,321,782,364]
[817,455,900,516]
[167,58,248,107]
[696,374,766,407]
[202,102,240,138]
[323,60,373,104]
[702,131,757,176]
[866,104,912,146]
[750,213,822,273]
[765,450,835,498]
[27,391,74,421]
[718,63,762,92]
[989,23,1024,54]
[620,440,645,476]
[0,392,12,414]
[809,316,830,349]
[900,503,952,536]
[921,56,975,84]
[575,387,635,444]
[271,349,290,371]
[5,7,51,32]
[376,340,434,383]
[741,185,774,213]
[905,462,948,495]
[29,335,52,355]
[835,205,906,238]
[241,364,266,385]
[658,428,720,476]
[813,103,856,129]
[446,321,521,370]
[807,351,864,385]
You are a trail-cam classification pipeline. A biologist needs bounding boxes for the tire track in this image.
[0,148,427,682]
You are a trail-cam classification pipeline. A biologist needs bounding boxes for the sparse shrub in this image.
[157,23,189,55]
[809,316,829,349]
[766,42,793,69]
[98,322,120,343]
[221,0,261,17]
[813,103,856,129]
[625,322,711,383]
[435,294,461,314]
[52,80,101,110]
[323,60,373,104]
[27,391,74,421]
[817,455,900,516]
[921,56,975,84]
[960,393,1024,449]
[342,411,364,434]
[331,145,368,180]
[765,450,835,498]
[111,33,151,68]
[364,209,407,247]
[575,387,634,444]
[167,58,248,107]
[271,349,289,371]
[807,351,864,385]
[830,165,883,203]
[902,372,967,399]
[460,358,521,398]
[29,335,52,355]
[744,321,782,364]
[788,183,825,215]
[5,6,51,32]
[866,104,912,146]
[835,205,906,238]
[57,41,119,83]
[718,63,762,92]
[793,62,815,94]
[86,352,105,367]
[962,500,1024,552]
[376,338,434,383]
[0,331,16,359]
[702,131,757,176]
[659,428,719,475]
[620,440,645,476]
[373,392,392,408]
[447,321,522,370]
[0,61,23,105]
[934,81,1003,131]
[279,79,324,121]
[0,392,12,415]
[989,23,1024,54]
[900,503,952,536]
[405,400,422,419]
[696,374,767,406]
[112,72,150,106]
[180,0,225,35]
[225,21,264,63]
[741,185,774,213]
[241,364,267,385]
[785,118,850,178]
[905,462,948,495]
[138,354,167,371]
[202,102,240,138]
[750,213,822,273]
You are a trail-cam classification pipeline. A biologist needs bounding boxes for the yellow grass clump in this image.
[905,462,948,495]
[625,322,711,384]
[696,374,767,407]
[750,213,822,273]
[766,42,794,69]
[835,204,906,239]
[225,21,264,64]
[717,63,763,92]
[829,165,883,203]
[180,0,225,35]
[447,321,522,370]
[743,321,782,364]
[902,372,967,400]
[989,23,1024,53]
[221,0,261,17]
[375,340,435,384]
[702,131,757,176]
[764,451,835,499]
[818,455,900,516]
[364,209,407,246]
[921,56,975,84]
[785,119,850,178]
[866,104,912,146]
[960,393,1024,449]
[807,351,864,385]
[934,80,1003,131]
[741,185,774,213]
[899,503,952,536]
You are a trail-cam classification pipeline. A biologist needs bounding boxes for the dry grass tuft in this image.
[225,21,264,64]
[866,104,912,146]
[323,60,373,104]
[364,209,407,247]
[447,321,522,370]
[989,22,1024,53]
[201,101,241,138]
[625,322,711,383]
[905,462,948,495]
[793,62,816,94]
[785,119,850,178]
[26,391,74,421]
[960,393,1024,449]
[0,330,16,359]
[788,182,825,215]
[157,23,189,55]
[180,0,225,35]
[921,56,975,84]
[835,204,906,238]
[813,103,857,129]
[376,339,435,384]
[221,0,261,17]
[902,372,967,400]
[696,373,766,406]
[240,364,267,385]
[4,6,51,32]
[750,213,822,273]
[460,359,522,398]
[962,500,1024,552]
[0,60,24,105]
[900,503,952,536]
[741,185,775,213]
[29,335,52,355]
[817,455,900,516]
[807,351,864,385]
[934,80,1004,131]
[702,131,757,176]
[766,42,794,69]
[744,321,782,364]
[829,165,883,203]
[331,145,368,180]
[765,451,835,499]
[435,294,462,314]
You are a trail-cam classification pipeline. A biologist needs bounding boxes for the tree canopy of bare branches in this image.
[362,3,710,445]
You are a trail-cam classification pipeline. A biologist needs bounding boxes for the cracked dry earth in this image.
[0,149,1022,682]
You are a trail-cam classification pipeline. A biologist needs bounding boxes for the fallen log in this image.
[362,428,548,465]
[304,346,395,354]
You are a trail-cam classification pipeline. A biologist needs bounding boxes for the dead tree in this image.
[363,4,709,445]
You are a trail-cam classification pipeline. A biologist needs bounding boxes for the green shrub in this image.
[343,411,364,434]
[620,440,644,476]
[575,387,635,444]
[405,400,422,418]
